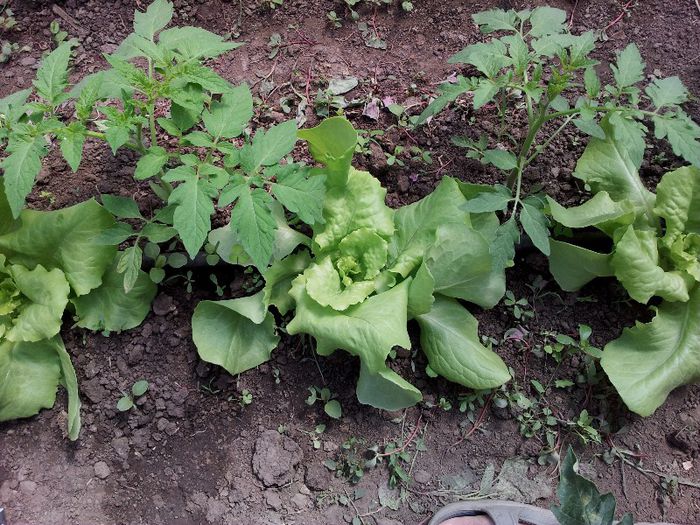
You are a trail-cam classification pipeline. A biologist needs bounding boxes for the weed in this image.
[117,380,149,411]
[306,386,342,419]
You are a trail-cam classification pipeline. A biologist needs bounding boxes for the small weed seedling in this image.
[306,386,342,419]
[301,423,326,449]
[117,380,149,411]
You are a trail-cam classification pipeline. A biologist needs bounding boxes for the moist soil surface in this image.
[1,1,700,524]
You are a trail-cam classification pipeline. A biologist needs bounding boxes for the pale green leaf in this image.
[548,239,613,292]
[416,296,510,390]
[262,251,311,315]
[426,224,505,309]
[297,116,358,186]
[72,259,156,332]
[192,291,280,376]
[0,338,62,423]
[388,176,467,277]
[314,167,394,253]
[287,277,411,372]
[4,264,70,343]
[0,199,116,295]
[546,193,634,232]
[356,362,422,411]
[611,226,691,303]
[55,340,81,441]
[654,166,700,235]
[601,287,700,416]
[573,131,655,224]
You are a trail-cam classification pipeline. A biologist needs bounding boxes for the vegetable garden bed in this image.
[1,0,699,524]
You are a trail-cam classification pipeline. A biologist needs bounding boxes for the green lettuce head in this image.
[193,117,512,412]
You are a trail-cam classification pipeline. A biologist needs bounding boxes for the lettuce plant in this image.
[192,117,511,410]
[0,0,323,293]
[416,7,700,267]
[547,128,700,416]
[0,187,156,439]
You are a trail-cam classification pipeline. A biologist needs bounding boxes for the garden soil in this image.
[1,1,700,524]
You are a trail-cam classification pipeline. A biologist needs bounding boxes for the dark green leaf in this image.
[270,166,325,225]
[34,42,75,106]
[0,134,47,218]
[134,146,169,180]
[116,245,143,294]
[645,76,688,109]
[133,0,173,41]
[168,174,218,258]
[248,120,298,171]
[94,223,135,245]
[551,447,621,525]
[520,202,550,255]
[231,186,276,269]
[101,195,143,219]
[652,112,700,167]
[611,43,644,89]
[202,84,253,139]
[483,149,517,171]
[471,9,517,33]
[59,123,86,172]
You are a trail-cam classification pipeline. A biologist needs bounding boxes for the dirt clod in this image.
[252,430,303,487]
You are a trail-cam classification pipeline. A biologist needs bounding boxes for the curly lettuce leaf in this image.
[611,226,691,303]
[654,166,700,236]
[573,130,656,227]
[601,286,700,416]
[1,262,70,343]
[0,199,116,295]
[287,276,411,372]
[263,251,311,315]
[313,167,394,253]
[0,336,80,439]
[416,296,510,389]
[305,257,376,311]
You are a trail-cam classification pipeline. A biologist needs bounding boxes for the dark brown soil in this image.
[2,1,700,524]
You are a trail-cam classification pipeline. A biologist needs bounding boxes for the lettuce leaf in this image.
[602,286,700,416]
